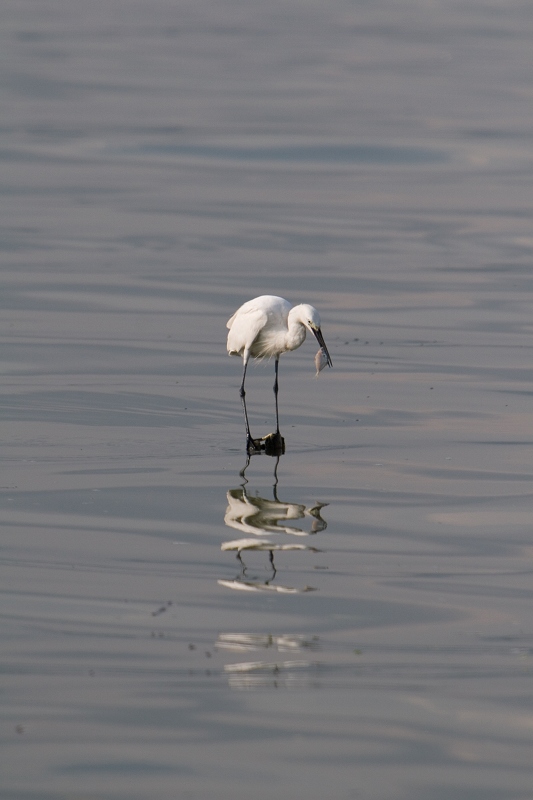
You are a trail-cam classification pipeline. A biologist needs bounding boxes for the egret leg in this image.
[261,359,285,456]
[240,360,257,453]
[273,358,280,434]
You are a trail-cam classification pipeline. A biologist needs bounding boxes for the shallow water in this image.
[2,1,533,798]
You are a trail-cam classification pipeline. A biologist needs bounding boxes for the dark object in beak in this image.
[313,328,332,367]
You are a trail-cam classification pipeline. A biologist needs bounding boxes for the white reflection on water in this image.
[219,459,329,679]
[220,456,328,587]
[217,633,320,651]
[217,633,321,688]
[224,660,319,690]
[221,537,321,560]
[224,486,327,536]
[218,578,317,594]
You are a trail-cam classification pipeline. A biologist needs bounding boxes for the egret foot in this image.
[246,436,264,455]
[262,431,285,457]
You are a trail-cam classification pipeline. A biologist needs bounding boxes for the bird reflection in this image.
[216,633,321,689]
[217,633,320,651]
[224,486,328,537]
[219,456,328,591]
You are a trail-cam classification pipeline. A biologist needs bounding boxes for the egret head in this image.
[295,304,333,368]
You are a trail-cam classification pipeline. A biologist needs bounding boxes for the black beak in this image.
[313,328,332,367]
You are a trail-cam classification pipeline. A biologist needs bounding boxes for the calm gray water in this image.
[2,1,533,798]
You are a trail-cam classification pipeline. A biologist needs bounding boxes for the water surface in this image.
[2,1,533,798]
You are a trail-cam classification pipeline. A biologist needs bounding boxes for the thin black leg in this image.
[273,358,280,433]
[239,360,253,450]
[261,359,284,456]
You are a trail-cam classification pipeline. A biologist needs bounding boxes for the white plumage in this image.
[226,295,332,452]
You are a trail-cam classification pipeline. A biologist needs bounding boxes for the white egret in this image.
[226,295,332,452]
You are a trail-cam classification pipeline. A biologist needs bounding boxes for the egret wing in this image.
[226,303,269,357]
